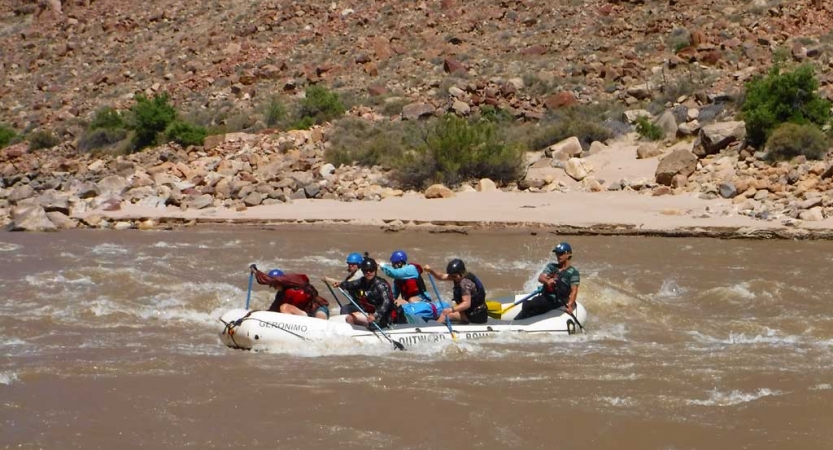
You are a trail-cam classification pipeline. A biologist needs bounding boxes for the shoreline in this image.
[73,190,833,240]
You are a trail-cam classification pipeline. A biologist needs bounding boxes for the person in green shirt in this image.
[514,242,580,320]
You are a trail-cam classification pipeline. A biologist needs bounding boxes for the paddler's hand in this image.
[441,307,453,316]
[249,264,258,273]
[565,304,574,315]
[423,265,432,274]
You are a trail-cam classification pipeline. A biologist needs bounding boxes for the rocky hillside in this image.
[3,0,833,131]
[2,0,833,232]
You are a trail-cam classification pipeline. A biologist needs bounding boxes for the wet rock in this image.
[11,205,57,232]
[45,211,77,229]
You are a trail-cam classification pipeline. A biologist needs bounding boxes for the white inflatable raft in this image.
[219,296,587,350]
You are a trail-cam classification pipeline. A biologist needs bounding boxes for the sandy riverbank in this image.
[81,189,833,239]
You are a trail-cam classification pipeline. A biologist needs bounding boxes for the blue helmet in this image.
[267,269,284,277]
[390,250,408,264]
[346,252,363,264]
[552,242,572,254]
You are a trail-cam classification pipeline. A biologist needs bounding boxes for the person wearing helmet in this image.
[424,258,488,324]
[335,252,366,316]
[381,250,433,305]
[332,257,396,328]
[514,241,580,320]
[249,264,330,319]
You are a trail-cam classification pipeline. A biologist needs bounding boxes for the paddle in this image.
[337,286,405,351]
[486,287,543,319]
[323,282,343,309]
[560,306,585,333]
[428,273,457,340]
[244,270,254,310]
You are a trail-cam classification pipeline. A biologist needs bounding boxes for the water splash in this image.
[687,388,782,406]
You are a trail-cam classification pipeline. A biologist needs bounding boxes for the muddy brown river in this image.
[1,228,832,449]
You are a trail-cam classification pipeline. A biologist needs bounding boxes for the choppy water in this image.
[1,228,832,449]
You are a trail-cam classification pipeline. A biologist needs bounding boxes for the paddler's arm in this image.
[453,294,471,313]
[423,265,450,281]
[566,285,579,314]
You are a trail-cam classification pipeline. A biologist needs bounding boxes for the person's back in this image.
[381,250,432,304]
[252,267,330,320]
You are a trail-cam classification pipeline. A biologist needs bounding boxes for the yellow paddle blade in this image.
[486,301,503,312]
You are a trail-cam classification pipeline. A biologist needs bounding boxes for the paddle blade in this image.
[393,341,405,351]
[486,300,503,312]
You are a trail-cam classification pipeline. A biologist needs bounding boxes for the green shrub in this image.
[130,93,177,150]
[263,97,287,128]
[89,107,125,130]
[325,117,419,167]
[478,105,514,123]
[0,124,16,149]
[765,123,829,161]
[165,121,207,147]
[28,130,60,151]
[394,115,525,189]
[741,65,831,148]
[297,85,345,126]
[635,116,665,141]
[291,116,316,131]
[79,128,128,152]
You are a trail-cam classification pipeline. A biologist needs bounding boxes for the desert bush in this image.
[130,93,177,150]
[263,97,287,128]
[89,107,125,130]
[79,128,128,152]
[765,123,828,161]
[741,65,831,147]
[0,124,16,149]
[394,115,525,189]
[165,121,207,147]
[28,130,60,151]
[478,105,514,123]
[295,85,345,127]
[325,117,419,167]
[635,116,665,141]
[525,104,615,150]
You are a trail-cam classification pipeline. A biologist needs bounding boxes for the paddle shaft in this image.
[337,286,405,351]
[428,273,457,339]
[245,271,254,309]
[560,306,585,333]
[324,282,343,308]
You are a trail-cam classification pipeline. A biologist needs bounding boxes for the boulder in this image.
[545,136,583,159]
[97,175,129,196]
[8,185,35,203]
[636,143,663,159]
[655,149,698,186]
[37,191,70,214]
[698,121,746,156]
[424,184,454,199]
[799,207,825,222]
[564,158,590,181]
[718,182,738,199]
[185,194,214,209]
[655,111,678,137]
[10,205,57,232]
[477,178,497,192]
[45,211,77,229]
[623,109,652,124]
[543,92,577,109]
[402,102,436,121]
[243,191,263,207]
[451,100,471,115]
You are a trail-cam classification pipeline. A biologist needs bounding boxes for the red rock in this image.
[543,92,578,109]
[367,85,388,96]
[520,45,547,56]
[443,58,466,74]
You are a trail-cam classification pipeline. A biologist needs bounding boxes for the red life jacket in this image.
[281,288,311,309]
[393,263,428,300]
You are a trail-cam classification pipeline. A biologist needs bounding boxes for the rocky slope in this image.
[1,0,833,232]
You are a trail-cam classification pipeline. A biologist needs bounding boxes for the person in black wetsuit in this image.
[332,257,395,329]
